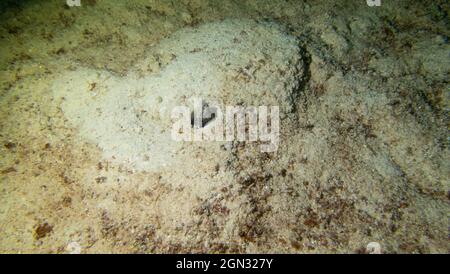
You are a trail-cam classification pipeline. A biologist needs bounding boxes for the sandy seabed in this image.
[0,0,448,253]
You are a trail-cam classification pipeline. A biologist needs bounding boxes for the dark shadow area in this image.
[0,0,52,23]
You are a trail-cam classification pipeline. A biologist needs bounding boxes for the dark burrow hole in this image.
[191,101,217,128]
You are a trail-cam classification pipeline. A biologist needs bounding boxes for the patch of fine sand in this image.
[53,19,303,172]
[0,0,448,254]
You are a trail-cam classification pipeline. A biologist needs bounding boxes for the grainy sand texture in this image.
[0,0,448,253]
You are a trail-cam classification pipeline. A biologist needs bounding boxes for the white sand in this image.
[53,19,303,172]
[0,0,448,254]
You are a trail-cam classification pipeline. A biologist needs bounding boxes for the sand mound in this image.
[53,19,304,171]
